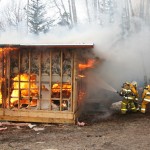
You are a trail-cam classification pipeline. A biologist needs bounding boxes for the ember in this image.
[78,75,86,78]
[62,100,68,110]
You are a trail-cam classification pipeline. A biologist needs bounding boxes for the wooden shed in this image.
[0,44,95,124]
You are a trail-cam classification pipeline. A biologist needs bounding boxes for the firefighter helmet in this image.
[122,82,130,89]
[122,82,130,88]
[145,85,150,89]
[131,81,137,87]
[125,82,130,85]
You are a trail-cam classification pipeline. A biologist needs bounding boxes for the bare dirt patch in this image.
[0,110,150,150]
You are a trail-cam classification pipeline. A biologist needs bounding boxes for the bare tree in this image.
[68,0,73,26]
[145,0,150,25]
[85,0,91,23]
[53,0,71,27]
[47,0,78,27]
[70,0,77,25]
[57,0,77,26]
[0,21,5,31]
[1,0,26,30]
[93,0,98,21]
[139,0,144,19]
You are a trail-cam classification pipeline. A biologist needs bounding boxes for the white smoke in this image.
[0,21,149,89]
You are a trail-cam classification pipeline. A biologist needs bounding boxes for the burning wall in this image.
[0,45,97,114]
[10,48,72,111]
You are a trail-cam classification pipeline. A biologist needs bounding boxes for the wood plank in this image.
[38,50,42,109]
[73,51,77,113]
[3,109,74,119]
[28,49,31,109]
[7,52,10,109]
[0,116,75,124]
[0,109,3,115]
[0,108,77,124]
[60,49,63,111]
[49,50,52,110]
[18,50,21,109]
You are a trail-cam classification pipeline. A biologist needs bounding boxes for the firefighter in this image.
[131,81,140,111]
[141,85,150,113]
[119,81,139,114]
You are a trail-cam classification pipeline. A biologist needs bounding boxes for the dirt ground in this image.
[0,109,150,150]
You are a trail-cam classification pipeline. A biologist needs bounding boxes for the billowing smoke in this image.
[1,22,149,103]
[91,27,150,90]
[82,25,150,118]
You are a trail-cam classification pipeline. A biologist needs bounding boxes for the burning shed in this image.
[0,43,95,124]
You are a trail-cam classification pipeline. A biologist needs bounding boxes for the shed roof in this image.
[0,43,94,49]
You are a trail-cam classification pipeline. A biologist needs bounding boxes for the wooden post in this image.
[70,50,74,112]
[49,50,52,110]
[60,50,63,111]
[1,49,4,109]
[38,50,42,109]
[73,50,77,113]
[18,50,21,109]
[7,50,11,109]
[28,49,31,109]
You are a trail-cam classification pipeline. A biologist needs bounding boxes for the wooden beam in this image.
[0,109,79,124]
[0,44,94,50]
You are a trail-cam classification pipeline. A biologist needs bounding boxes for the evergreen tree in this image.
[27,0,52,35]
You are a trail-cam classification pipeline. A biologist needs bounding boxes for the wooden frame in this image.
[0,44,94,124]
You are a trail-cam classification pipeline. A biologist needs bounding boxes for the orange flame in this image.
[79,59,95,70]
[62,101,67,108]
[0,78,3,104]
[52,83,71,92]
[0,94,2,104]
[51,83,71,99]
[78,74,86,78]
[0,47,18,56]
[11,74,38,104]
[10,74,71,107]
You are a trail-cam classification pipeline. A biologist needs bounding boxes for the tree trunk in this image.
[71,0,77,25]
[139,0,144,19]
[85,0,91,23]
[145,0,150,25]
[93,0,97,21]
[27,0,29,33]
[68,0,73,27]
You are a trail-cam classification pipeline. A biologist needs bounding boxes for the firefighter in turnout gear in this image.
[131,81,140,111]
[141,85,150,113]
[119,81,139,114]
